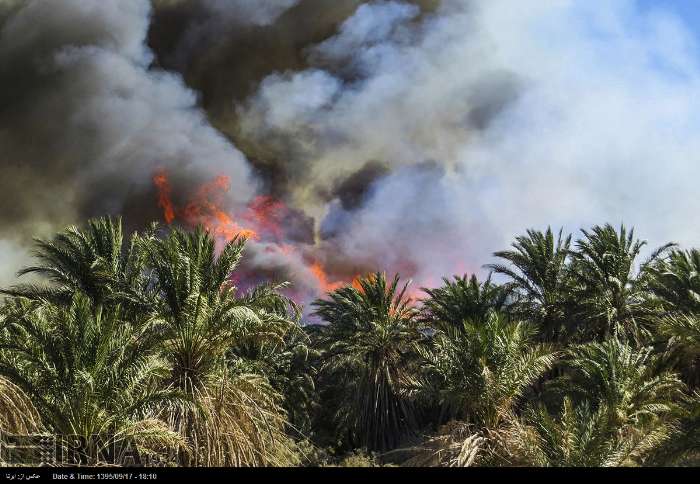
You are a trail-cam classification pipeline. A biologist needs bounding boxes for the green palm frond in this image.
[554,338,685,426]
[0,293,175,465]
[519,396,678,467]
[648,249,700,315]
[569,224,671,343]
[487,227,573,342]
[422,273,508,332]
[422,311,557,427]
[1,217,157,316]
[144,225,299,465]
[312,273,424,452]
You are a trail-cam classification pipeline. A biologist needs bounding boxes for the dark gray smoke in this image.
[2,0,700,303]
[0,0,256,230]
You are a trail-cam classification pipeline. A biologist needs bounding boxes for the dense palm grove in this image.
[0,218,699,467]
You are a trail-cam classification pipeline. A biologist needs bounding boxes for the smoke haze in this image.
[2,0,700,308]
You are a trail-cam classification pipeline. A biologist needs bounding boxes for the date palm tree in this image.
[516,396,677,466]
[569,224,671,343]
[312,273,424,452]
[516,337,686,466]
[657,314,700,357]
[422,273,508,333]
[655,313,700,387]
[487,227,573,342]
[233,315,317,434]
[1,217,155,315]
[648,249,700,315]
[403,311,556,466]
[556,338,685,427]
[0,294,183,465]
[422,311,557,428]
[143,226,299,466]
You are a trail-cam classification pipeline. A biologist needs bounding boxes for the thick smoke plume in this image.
[2,0,700,308]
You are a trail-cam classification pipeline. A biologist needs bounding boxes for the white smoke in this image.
[0,241,33,289]
[239,0,700,286]
[2,0,700,302]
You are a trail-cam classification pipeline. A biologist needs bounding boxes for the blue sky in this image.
[642,0,700,35]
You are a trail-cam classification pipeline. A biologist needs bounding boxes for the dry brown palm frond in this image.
[401,421,484,467]
[0,376,43,435]
[165,372,298,467]
[116,418,189,467]
[604,418,679,467]
[479,421,547,466]
[400,418,550,468]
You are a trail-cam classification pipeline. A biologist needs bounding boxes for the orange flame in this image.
[153,171,175,224]
[181,175,259,240]
[310,261,345,293]
[152,169,363,299]
[244,196,287,241]
[153,170,258,240]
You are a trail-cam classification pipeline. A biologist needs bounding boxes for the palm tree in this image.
[422,311,557,428]
[403,311,555,466]
[421,273,507,333]
[557,338,685,427]
[657,314,700,352]
[312,273,424,452]
[0,294,182,465]
[655,313,700,388]
[569,224,671,342]
[7,213,700,467]
[648,249,700,315]
[1,217,155,314]
[144,226,299,466]
[0,376,43,436]
[497,339,685,467]
[516,396,677,466]
[233,316,317,434]
[487,227,573,342]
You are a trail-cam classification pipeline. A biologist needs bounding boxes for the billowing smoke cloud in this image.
[2,0,700,309]
[233,0,700,291]
[0,0,257,280]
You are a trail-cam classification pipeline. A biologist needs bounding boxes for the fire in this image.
[181,175,259,241]
[153,171,175,224]
[152,170,258,240]
[310,261,345,293]
[244,196,287,241]
[152,169,358,298]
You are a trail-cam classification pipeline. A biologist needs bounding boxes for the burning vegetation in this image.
[2,0,700,470]
[152,169,351,298]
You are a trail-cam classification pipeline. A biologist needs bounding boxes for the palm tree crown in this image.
[569,224,671,342]
[488,227,573,342]
[312,273,424,451]
[422,273,508,333]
